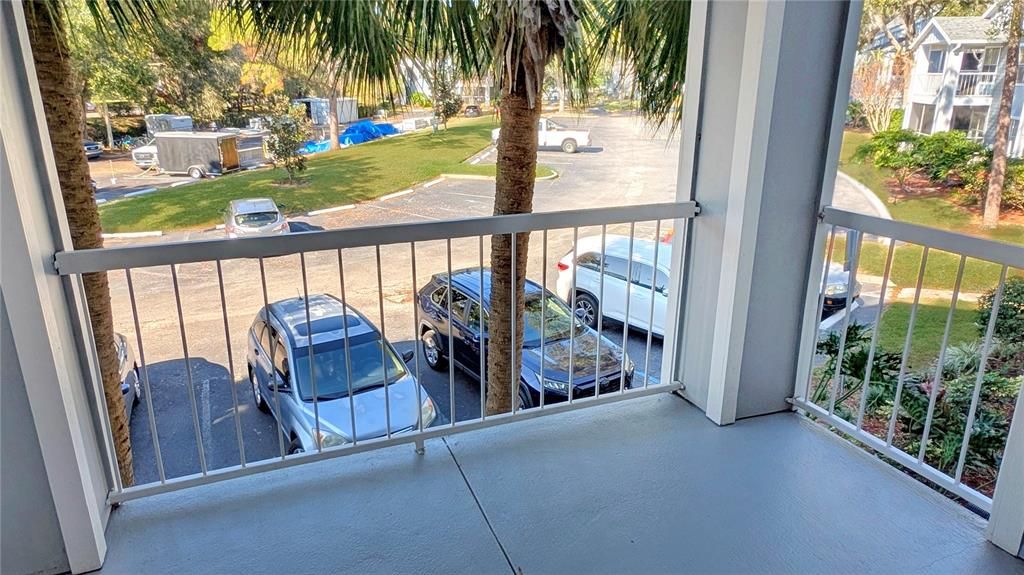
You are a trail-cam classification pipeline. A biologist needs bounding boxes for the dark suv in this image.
[417,268,633,407]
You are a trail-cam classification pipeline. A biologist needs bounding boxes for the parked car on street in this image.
[557,235,670,337]
[224,198,288,238]
[491,117,591,153]
[557,236,862,337]
[83,140,102,160]
[247,294,437,453]
[822,262,862,313]
[115,332,140,421]
[417,268,633,407]
[463,105,481,118]
[130,143,158,168]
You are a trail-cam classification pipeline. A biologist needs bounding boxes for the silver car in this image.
[224,198,288,238]
[115,333,140,420]
[246,294,437,454]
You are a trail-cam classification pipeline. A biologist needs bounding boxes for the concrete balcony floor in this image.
[99,394,1024,574]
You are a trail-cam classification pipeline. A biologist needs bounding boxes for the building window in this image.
[1018,48,1023,83]
[909,103,936,134]
[927,48,945,73]
[982,47,1000,73]
[952,106,988,140]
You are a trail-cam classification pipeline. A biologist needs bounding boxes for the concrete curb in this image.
[307,204,355,216]
[124,187,158,197]
[837,171,892,220]
[102,230,163,239]
[380,189,414,201]
[440,170,559,182]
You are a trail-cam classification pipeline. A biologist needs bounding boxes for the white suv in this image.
[556,235,670,337]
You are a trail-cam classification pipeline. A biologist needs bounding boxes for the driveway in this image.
[111,114,679,483]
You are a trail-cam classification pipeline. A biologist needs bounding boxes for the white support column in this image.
[986,382,1024,556]
[1,3,110,572]
[668,0,859,424]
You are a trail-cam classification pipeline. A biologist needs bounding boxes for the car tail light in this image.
[557,261,570,271]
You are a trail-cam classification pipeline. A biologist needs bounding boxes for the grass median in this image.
[100,117,549,233]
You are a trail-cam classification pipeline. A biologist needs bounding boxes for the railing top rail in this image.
[823,207,1024,269]
[55,201,698,275]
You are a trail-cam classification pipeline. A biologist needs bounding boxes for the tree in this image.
[24,0,167,487]
[267,105,312,183]
[983,0,1023,228]
[430,63,463,128]
[850,52,903,133]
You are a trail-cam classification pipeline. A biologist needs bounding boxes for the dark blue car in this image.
[417,268,634,407]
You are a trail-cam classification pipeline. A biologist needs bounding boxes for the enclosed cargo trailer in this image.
[153,132,240,178]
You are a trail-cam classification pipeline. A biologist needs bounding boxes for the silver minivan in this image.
[224,198,288,238]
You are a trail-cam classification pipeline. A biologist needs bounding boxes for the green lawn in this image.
[876,299,979,371]
[99,117,517,232]
[831,235,1020,293]
[839,131,1024,246]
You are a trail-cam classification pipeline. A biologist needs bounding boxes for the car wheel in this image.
[287,438,304,455]
[422,330,448,371]
[187,166,204,179]
[561,138,578,153]
[517,384,534,411]
[573,292,599,328]
[132,365,142,404]
[249,366,270,413]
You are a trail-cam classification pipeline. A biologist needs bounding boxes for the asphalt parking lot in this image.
[114,114,681,484]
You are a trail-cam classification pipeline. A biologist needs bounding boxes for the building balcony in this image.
[95,393,1024,574]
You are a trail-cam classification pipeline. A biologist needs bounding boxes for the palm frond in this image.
[588,0,690,128]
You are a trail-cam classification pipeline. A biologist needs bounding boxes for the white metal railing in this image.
[956,72,997,97]
[54,202,696,502]
[792,207,1024,513]
[911,73,943,96]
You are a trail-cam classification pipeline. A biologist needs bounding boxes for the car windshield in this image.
[522,292,584,347]
[292,332,408,401]
[235,211,278,227]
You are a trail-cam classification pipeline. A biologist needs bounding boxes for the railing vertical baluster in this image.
[511,232,518,413]
[215,260,246,467]
[886,246,930,447]
[125,269,166,483]
[479,236,487,420]
[411,243,423,432]
[539,230,547,410]
[337,250,358,445]
[918,255,966,462]
[620,222,635,393]
[855,238,896,430]
[955,265,1008,483]
[804,226,837,401]
[595,225,606,399]
[299,253,322,452]
[446,239,455,425]
[170,265,207,475]
[827,229,862,415]
[375,246,392,438]
[643,220,662,389]
[257,257,287,460]
[568,227,579,403]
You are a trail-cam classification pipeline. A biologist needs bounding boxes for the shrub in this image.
[410,91,432,108]
[852,129,922,190]
[888,108,904,131]
[266,105,312,183]
[913,131,988,182]
[977,277,1024,345]
[846,100,865,128]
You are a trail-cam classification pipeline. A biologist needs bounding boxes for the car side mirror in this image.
[269,378,290,392]
[401,350,415,363]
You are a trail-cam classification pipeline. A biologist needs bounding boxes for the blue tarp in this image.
[301,121,400,153]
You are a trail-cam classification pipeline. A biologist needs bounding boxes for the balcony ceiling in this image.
[99,395,1023,574]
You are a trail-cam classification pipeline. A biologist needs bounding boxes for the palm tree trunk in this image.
[26,0,134,486]
[487,80,542,415]
[983,0,1022,228]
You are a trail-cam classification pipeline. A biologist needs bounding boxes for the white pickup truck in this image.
[491,118,590,153]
